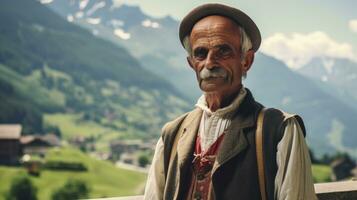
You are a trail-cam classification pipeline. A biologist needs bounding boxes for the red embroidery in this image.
[188,134,225,200]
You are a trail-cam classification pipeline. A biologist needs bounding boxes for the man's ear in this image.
[187,56,194,70]
[242,50,254,73]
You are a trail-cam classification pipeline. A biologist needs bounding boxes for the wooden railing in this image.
[314,180,357,200]
[92,180,357,200]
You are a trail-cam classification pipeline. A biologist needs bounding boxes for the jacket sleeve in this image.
[144,137,165,200]
[274,117,317,200]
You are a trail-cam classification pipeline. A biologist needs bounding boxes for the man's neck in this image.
[205,86,242,112]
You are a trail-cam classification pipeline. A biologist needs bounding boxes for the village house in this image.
[0,124,62,165]
[20,133,61,157]
[110,139,156,157]
[331,156,356,181]
[69,135,95,152]
[110,140,140,156]
[0,124,22,165]
[120,153,136,165]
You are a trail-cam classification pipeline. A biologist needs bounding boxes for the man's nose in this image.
[205,50,218,69]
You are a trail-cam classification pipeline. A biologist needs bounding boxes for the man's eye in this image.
[193,48,208,60]
[218,46,232,56]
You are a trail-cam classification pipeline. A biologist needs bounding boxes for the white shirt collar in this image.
[195,87,247,117]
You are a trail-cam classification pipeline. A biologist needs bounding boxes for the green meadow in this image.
[0,148,146,200]
[312,164,332,183]
[0,147,332,200]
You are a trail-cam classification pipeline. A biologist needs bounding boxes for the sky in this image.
[113,0,357,69]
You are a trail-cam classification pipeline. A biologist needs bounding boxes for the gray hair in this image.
[183,26,252,59]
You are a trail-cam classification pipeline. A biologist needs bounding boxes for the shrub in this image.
[51,179,89,200]
[6,175,37,200]
[44,161,87,171]
[138,154,149,167]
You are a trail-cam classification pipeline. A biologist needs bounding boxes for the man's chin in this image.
[200,78,227,92]
[199,82,226,93]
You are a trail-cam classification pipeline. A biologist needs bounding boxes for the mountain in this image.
[0,0,189,138]
[43,0,357,156]
[298,57,357,111]
[45,0,201,101]
[246,54,357,156]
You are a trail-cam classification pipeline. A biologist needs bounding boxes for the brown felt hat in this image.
[179,3,261,52]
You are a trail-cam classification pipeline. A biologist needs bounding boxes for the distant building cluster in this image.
[0,124,60,165]
[109,139,155,167]
[67,134,156,168]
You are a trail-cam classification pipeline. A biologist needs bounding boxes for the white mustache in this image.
[200,67,228,80]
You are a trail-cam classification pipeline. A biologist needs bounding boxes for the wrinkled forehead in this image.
[192,15,240,32]
[190,15,242,46]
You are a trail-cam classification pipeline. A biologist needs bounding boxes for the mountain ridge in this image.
[0,0,189,138]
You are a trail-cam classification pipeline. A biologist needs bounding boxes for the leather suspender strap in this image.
[256,108,267,200]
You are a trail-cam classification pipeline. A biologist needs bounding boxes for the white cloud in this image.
[79,0,90,10]
[261,32,357,69]
[67,15,74,22]
[141,19,160,28]
[114,29,131,40]
[75,11,84,19]
[39,0,53,4]
[86,17,101,25]
[349,19,357,33]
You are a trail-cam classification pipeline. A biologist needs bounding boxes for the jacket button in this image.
[194,192,202,200]
[197,173,205,180]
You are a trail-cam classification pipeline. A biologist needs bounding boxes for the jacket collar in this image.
[212,88,262,173]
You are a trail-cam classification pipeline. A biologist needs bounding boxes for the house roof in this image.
[20,135,36,144]
[331,157,355,168]
[20,135,51,147]
[0,124,22,139]
[42,134,61,146]
[20,134,61,146]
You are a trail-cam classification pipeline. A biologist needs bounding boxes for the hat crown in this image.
[179,3,261,52]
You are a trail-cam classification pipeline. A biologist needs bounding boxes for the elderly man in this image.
[144,3,317,200]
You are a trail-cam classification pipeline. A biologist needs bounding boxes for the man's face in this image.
[188,15,253,96]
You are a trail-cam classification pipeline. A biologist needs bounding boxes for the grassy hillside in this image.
[312,164,332,183]
[0,0,189,138]
[44,113,125,152]
[0,148,146,200]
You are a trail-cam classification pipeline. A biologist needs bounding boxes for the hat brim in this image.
[179,3,261,52]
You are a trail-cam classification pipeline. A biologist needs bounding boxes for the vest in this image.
[160,89,306,200]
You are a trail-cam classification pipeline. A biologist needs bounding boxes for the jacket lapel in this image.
[212,112,256,174]
[212,89,261,174]
[173,108,202,199]
[176,108,202,170]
